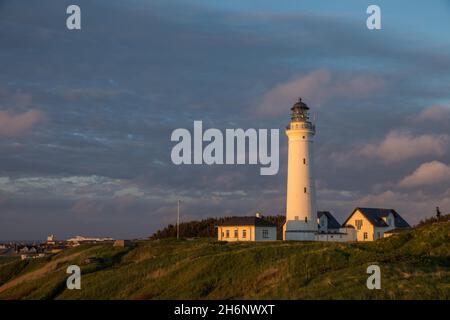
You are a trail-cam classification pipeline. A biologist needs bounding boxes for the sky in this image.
[1,0,450,240]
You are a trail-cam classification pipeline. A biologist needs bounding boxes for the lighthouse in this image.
[283,98,317,241]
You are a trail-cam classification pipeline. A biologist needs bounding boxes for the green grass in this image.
[0,222,449,300]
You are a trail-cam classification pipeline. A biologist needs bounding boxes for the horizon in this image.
[1,0,450,240]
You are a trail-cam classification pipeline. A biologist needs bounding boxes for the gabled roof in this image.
[218,216,277,227]
[343,208,410,228]
[317,211,341,229]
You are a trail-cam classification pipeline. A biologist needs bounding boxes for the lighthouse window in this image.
[305,217,308,223]
[303,158,306,164]
[304,187,307,193]
[303,136,305,139]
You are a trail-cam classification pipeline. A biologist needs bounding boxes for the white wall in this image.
[315,228,356,242]
[254,226,277,241]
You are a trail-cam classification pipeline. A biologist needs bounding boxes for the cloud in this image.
[70,198,106,215]
[0,110,46,137]
[253,69,384,116]
[399,161,450,188]
[0,175,123,198]
[414,105,450,122]
[358,130,449,163]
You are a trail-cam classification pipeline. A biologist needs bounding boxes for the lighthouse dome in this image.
[291,97,309,111]
[290,97,310,122]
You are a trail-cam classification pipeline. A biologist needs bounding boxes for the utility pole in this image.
[177,200,180,240]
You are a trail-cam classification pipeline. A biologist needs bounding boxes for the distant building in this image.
[342,207,410,241]
[21,253,45,260]
[113,240,132,247]
[47,234,55,245]
[67,235,114,245]
[19,246,38,254]
[217,214,277,241]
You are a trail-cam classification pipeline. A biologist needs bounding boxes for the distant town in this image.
[0,235,120,261]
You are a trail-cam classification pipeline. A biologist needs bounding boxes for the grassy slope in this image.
[0,222,449,300]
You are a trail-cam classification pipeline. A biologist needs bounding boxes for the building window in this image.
[304,187,307,193]
[242,230,247,238]
[363,232,368,240]
[303,158,306,165]
[226,230,230,238]
[303,136,305,139]
[295,216,299,220]
[262,230,269,238]
[221,232,224,238]
[355,219,363,230]
[377,232,381,239]
[234,229,238,238]
[305,217,308,223]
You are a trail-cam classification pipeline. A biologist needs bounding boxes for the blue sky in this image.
[0,0,450,240]
[187,0,450,42]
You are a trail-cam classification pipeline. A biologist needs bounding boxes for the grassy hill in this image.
[0,221,449,300]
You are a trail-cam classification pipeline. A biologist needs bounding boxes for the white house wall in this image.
[254,226,277,241]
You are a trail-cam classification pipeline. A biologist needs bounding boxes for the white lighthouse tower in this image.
[283,98,317,241]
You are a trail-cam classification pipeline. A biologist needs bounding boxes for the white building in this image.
[317,211,341,233]
[283,98,318,240]
[217,99,411,243]
[47,234,55,245]
[342,208,410,241]
[316,211,357,242]
[217,214,277,242]
[67,235,114,244]
[281,99,360,242]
